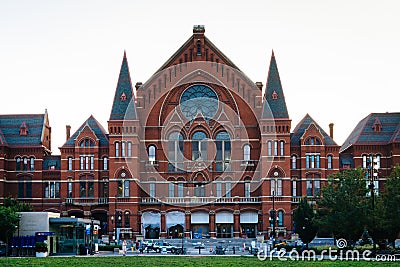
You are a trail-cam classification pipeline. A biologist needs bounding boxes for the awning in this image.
[191,212,209,224]
[216,211,233,223]
[166,211,185,229]
[240,211,258,224]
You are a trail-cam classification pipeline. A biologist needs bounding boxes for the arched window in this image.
[278,210,284,226]
[291,155,297,169]
[16,157,21,171]
[327,155,333,169]
[115,142,120,157]
[121,142,126,157]
[23,157,28,171]
[267,141,272,156]
[168,132,184,172]
[180,85,218,120]
[192,131,207,160]
[148,145,156,164]
[274,141,278,156]
[30,157,35,171]
[243,144,251,161]
[149,182,156,198]
[124,211,130,228]
[79,138,94,147]
[244,181,251,198]
[68,157,73,171]
[127,142,132,157]
[280,141,284,156]
[305,137,322,146]
[103,157,108,170]
[216,132,231,171]
[168,182,175,197]
[117,171,130,197]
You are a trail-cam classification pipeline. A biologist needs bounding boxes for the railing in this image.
[65,197,109,205]
[141,196,261,204]
[291,196,302,203]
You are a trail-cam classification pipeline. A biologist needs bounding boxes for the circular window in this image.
[179,84,218,120]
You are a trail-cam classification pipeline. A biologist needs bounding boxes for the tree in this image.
[293,197,318,248]
[317,168,370,246]
[379,164,400,248]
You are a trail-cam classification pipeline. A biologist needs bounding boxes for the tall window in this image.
[18,177,32,198]
[195,183,205,197]
[375,155,381,169]
[79,155,94,170]
[16,157,21,171]
[178,183,184,197]
[280,141,284,156]
[121,142,126,157]
[291,155,297,169]
[44,182,60,198]
[244,182,251,198]
[243,144,251,161]
[327,155,333,169]
[225,181,231,197]
[124,211,130,228]
[115,142,120,157]
[103,157,108,170]
[216,182,222,197]
[267,141,272,156]
[117,178,130,197]
[292,180,297,196]
[127,142,132,157]
[68,182,73,198]
[192,131,207,160]
[278,210,284,227]
[149,182,156,197]
[306,180,313,197]
[271,179,283,196]
[30,157,35,170]
[168,132,184,172]
[306,153,321,169]
[314,180,321,196]
[80,176,94,198]
[23,157,28,171]
[215,132,231,171]
[168,183,174,197]
[362,155,367,168]
[148,145,156,164]
[68,157,73,171]
[274,141,278,156]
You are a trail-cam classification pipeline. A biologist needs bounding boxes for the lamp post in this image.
[90,218,94,255]
[269,190,276,247]
[366,155,379,255]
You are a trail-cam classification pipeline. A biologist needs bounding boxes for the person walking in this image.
[122,240,127,256]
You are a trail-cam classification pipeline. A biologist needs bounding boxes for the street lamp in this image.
[90,218,94,255]
[366,155,379,255]
[16,214,21,257]
[269,190,276,247]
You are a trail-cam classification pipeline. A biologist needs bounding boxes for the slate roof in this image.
[0,114,46,146]
[43,155,61,170]
[62,115,109,147]
[109,51,136,120]
[340,112,400,153]
[262,51,289,119]
[291,114,337,146]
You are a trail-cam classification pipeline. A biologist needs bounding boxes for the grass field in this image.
[0,256,398,267]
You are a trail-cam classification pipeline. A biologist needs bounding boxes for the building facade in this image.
[10,26,397,241]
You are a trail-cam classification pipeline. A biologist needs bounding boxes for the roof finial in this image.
[271,49,275,57]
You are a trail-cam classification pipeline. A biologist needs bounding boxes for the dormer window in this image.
[120,92,126,102]
[272,91,278,100]
[373,117,382,132]
[19,121,28,136]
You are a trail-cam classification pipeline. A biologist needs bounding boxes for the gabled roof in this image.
[156,26,240,72]
[62,115,109,147]
[0,113,46,146]
[340,112,400,153]
[291,114,337,146]
[262,51,289,119]
[110,51,136,120]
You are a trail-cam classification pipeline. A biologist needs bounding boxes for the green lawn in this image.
[0,256,398,267]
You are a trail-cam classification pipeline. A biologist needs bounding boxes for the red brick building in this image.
[1,26,345,241]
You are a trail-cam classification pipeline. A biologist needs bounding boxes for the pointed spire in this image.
[262,51,289,119]
[110,51,136,120]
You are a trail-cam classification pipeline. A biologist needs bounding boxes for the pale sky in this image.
[1,0,399,154]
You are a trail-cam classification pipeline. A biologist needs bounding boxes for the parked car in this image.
[0,242,7,256]
[152,241,178,253]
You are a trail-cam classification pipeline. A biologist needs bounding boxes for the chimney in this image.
[66,125,71,141]
[255,82,263,90]
[329,123,334,139]
[135,82,142,90]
